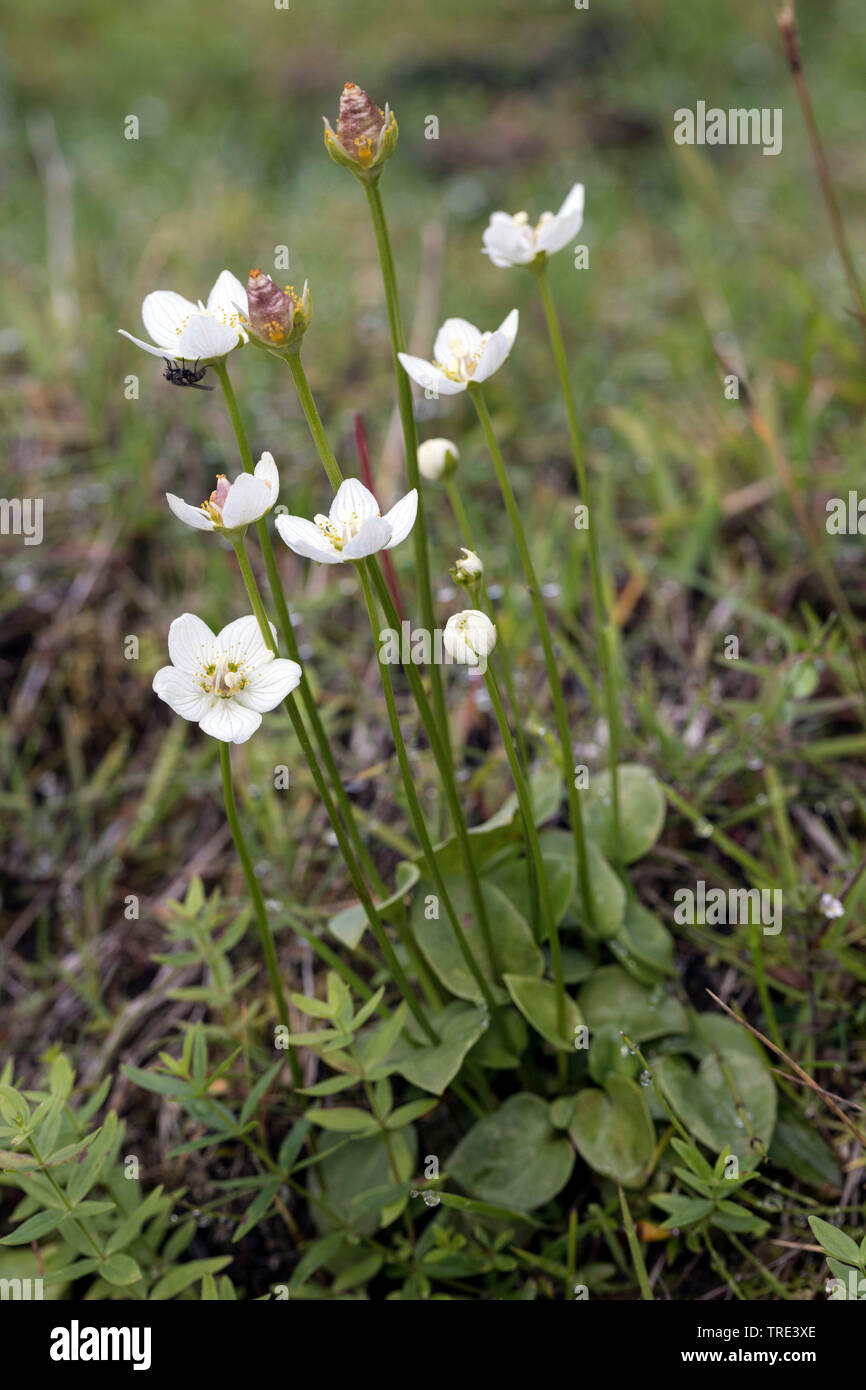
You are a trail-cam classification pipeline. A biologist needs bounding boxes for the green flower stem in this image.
[470,385,598,934]
[483,659,566,1035]
[444,476,529,771]
[362,179,451,759]
[368,561,499,977]
[281,351,496,971]
[444,474,539,934]
[532,258,622,847]
[218,739,302,1089]
[359,560,499,1013]
[284,352,343,491]
[212,356,386,899]
[230,535,438,1046]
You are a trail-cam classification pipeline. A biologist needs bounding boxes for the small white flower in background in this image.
[482,184,584,268]
[417,437,459,482]
[444,609,497,665]
[819,892,844,920]
[275,477,417,565]
[398,311,518,396]
[452,548,483,584]
[119,269,248,362]
[166,452,278,533]
[153,613,301,744]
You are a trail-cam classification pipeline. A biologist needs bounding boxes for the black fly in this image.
[162,358,213,390]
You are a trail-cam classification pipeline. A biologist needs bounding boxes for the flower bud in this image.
[417,437,459,482]
[323,82,398,179]
[452,548,483,585]
[244,270,311,352]
[444,610,497,666]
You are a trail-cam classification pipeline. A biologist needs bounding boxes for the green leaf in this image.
[67,1111,119,1206]
[609,898,676,978]
[448,1093,574,1211]
[0,1085,30,1128]
[306,1107,379,1135]
[468,1007,528,1069]
[0,1149,40,1171]
[503,975,583,1051]
[587,1022,641,1086]
[120,1064,193,1099]
[769,1099,841,1190]
[361,1003,408,1072]
[484,831,576,929]
[48,1054,75,1099]
[289,1232,346,1290]
[100,1253,142,1287]
[329,862,420,949]
[585,763,666,862]
[106,1184,167,1254]
[568,1077,655,1188]
[1,1208,66,1244]
[150,1257,232,1300]
[240,1061,285,1127]
[653,1049,776,1165]
[578,966,688,1042]
[233,1178,280,1242]
[387,1099,436,1129]
[412,875,543,1003]
[430,767,563,874]
[389,1002,488,1095]
[310,1129,418,1237]
[808,1217,861,1266]
[652,1194,713,1228]
[569,842,627,939]
[331,1254,382,1292]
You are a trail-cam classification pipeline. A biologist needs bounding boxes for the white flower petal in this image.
[474,329,511,383]
[342,515,392,560]
[276,513,342,564]
[496,308,520,350]
[152,666,213,723]
[236,657,302,712]
[175,314,240,361]
[199,700,262,744]
[216,615,275,669]
[141,290,199,348]
[117,329,174,360]
[330,478,379,526]
[482,217,535,267]
[557,182,585,222]
[398,353,465,395]
[207,270,248,319]
[168,613,217,675]
[382,489,418,549]
[221,473,274,528]
[166,493,215,531]
[254,451,279,498]
[434,317,482,365]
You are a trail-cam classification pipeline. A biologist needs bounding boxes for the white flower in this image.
[444,610,497,665]
[819,892,844,920]
[118,269,248,362]
[453,548,483,584]
[153,613,301,744]
[166,453,279,533]
[398,311,518,396]
[275,477,417,565]
[417,438,459,482]
[482,184,584,268]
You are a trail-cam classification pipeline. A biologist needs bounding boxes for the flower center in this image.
[201,474,230,524]
[434,332,489,383]
[198,647,270,699]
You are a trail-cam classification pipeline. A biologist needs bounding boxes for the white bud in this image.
[453,547,483,583]
[443,609,497,665]
[417,437,459,482]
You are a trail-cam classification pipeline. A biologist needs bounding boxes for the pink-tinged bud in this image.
[323,82,398,179]
[212,475,231,509]
[244,269,311,353]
